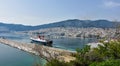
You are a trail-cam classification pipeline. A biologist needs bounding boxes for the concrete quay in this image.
[0,38,75,62]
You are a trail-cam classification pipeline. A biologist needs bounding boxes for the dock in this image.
[0,38,75,62]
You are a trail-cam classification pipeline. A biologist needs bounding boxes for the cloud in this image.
[104,1,120,8]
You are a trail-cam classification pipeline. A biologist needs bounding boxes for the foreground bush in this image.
[45,59,71,66]
[90,59,120,66]
[40,41,120,66]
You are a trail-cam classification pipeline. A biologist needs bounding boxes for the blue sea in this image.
[0,33,96,66]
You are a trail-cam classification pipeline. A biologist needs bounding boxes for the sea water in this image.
[0,33,96,66]
[0,33,46,66]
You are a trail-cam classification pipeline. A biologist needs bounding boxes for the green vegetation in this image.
[43,41,120,66]
[45,59,71,66]
[90,59,120,66]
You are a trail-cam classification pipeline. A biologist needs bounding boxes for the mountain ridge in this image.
[0,19,119,31]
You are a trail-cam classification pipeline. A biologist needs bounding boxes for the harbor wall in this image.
[0,38,75,62]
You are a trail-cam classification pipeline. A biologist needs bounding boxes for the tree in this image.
[45,59,71,66]
[70,45,91,66]
[34,41,120,66]
[90,59,120,66]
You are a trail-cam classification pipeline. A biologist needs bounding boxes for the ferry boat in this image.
[30,35,53,46]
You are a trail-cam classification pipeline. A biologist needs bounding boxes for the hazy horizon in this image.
[0,0,120,26]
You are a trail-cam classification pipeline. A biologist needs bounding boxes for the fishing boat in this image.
[30,35,53,46]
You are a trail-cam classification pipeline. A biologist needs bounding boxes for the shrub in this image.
[45,59,71,66]
[43,41,120,66]
[90,59,120,66]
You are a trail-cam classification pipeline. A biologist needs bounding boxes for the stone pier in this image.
[0,38,75,62]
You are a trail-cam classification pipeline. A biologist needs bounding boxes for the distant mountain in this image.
[0,19,119,31]
[0,22,33,31]
[35,19,119,28]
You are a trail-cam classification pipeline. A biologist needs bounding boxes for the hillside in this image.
[0,22,33,31]
[35,19,118,28]
[0,19,119,31]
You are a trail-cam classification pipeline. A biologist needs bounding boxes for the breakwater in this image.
[0,38,75,62]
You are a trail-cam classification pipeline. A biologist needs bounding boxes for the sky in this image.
[0,0,120,26]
